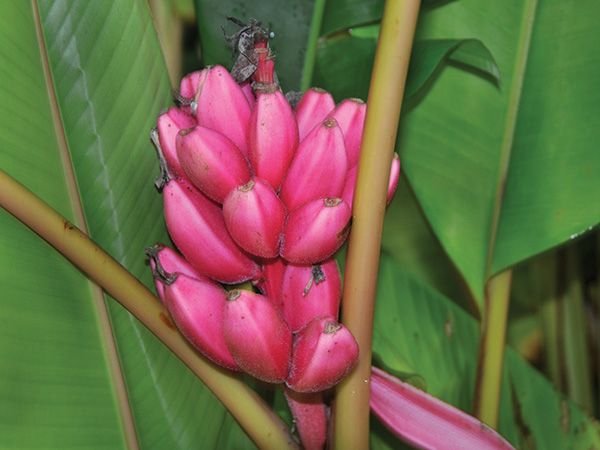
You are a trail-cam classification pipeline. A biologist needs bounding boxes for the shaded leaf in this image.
[314,28,498,104]
[372,255,600,449]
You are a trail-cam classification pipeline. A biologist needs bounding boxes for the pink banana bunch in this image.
[145,33,400,449]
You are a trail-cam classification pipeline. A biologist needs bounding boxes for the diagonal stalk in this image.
[0,169,297,450]
[332,1,420,448]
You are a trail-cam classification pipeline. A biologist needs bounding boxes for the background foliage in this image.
[0,0,598,448]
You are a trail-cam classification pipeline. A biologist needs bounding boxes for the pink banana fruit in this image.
[152,109,196,178]
[178,69,205,103]
[176,125,251,203]
[286,316,358,393]
[160,272,239,371]
[280,118,348,211]
[284,388,328,450]
[145,243,205,301]
[192,65,252,155]
[281,259,341,332]
[223,289,292,383]
[222,178,286,258]
[248,88,298,190]
[281,198,351,264]
[295,88,336,141]
[240,81,255,108]
[370,367,515,450]
[256,257,287,312]
[342,153,401,207]
[161,177,260,283]
[329,98,366,168]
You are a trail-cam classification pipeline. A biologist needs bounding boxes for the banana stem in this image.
[300,0,326,91]
[473,270,512,428]
[0,169,297,450]
[561,246,593,412]
[332,1,420,448]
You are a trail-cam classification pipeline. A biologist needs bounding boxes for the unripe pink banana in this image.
[287,317,358,393]
[281,198,351,265]
[281,260,341,332]
[248,89,298,190]
[329,98,366,168]
[222,178,286,258]
[145,243,205,301]
[176,125,251,203]
[341,153,401,207]
[280,118,348,211]
[178,69,206,103]
[193,65,251,155]
[162,177,260,283]
[161,273,239,371]
[295,88,336,141]
[256,257,287,311]
[153,108,196,178]
[223,289,292,383]
[240,81,255,108]
[284,388,327,450]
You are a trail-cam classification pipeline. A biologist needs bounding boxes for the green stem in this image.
[332,1,421,448]
[540,252,561,387]
[299,0,327,91]
[0,170,297,450]
[560,246,593,412]
[473,270,512,428]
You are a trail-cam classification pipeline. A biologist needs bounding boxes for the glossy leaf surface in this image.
[0,1,252,448]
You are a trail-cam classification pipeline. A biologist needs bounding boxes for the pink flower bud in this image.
[329,98,366,168]
[194,65,251,155]
[146,243,205,302]
[370,367,515,450]
[176,126,251,203]
[341,153,401,207]
[154,107,196,177]
[287,317,358,393]
[223,290,292,383]
[280,118,348,211]
[295,88,336,141]
[248,89,298,190]
[162,177,261,283]
[223,178,286,258]
[281,260,341,332]
[162,273,238,370]
[284,388,327,450]
[281,198,351,265]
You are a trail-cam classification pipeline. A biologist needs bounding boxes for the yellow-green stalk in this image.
[332,1,421,448]
[0,170,297,450]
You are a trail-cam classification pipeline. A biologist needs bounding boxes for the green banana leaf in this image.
[0,1,252,448]
[403,0,600,302]
[315,0,600,305]
[371,255,600,449]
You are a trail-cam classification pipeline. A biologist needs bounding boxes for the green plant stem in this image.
[473,270,512,428]
[561,246,593,412]
[299,0,326,90]
[0,169,297,450]
[332,1,420,448]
